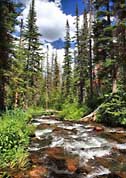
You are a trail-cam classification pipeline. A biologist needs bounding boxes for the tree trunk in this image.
[0,74,6,111]
[89,38,93,99]
[14,91,19,108]
[112,64,118,93]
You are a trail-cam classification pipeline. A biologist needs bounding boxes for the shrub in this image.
[96,92,126,126]
[59,102,89,120]
[0,109,30,168]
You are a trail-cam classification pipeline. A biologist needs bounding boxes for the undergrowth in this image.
[59,102,89,120]
[97,92,126,126]
[0,106,43,169]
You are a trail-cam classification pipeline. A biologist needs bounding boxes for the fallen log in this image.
[80,106,101,122]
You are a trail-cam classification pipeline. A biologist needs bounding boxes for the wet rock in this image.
[29,166,47,178]
[95,173,121,178]
[45,147,80,174]
[37,124,51,130]
[66,158,79,172]
[45,147,65,159]
[48,171,79,178]
[114,143,126,153]
[30,153,42,164]
[99,131,126,143]
[13,172,28,178]
[115,172,126,178]
[94,126,104,132]
[53,127,71,135]
[106,173,122,178]
[79,164,92,174]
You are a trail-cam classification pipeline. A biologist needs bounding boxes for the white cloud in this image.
[57,48,65,64]
[43,43,64,65]
[54,0,62,7]
[36,1,66,42]
[17,0,83,66]
[21,0,83,43]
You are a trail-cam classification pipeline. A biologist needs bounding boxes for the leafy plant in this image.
[96,92,126,126]
[59,102,89,120]
[0,107,43,169]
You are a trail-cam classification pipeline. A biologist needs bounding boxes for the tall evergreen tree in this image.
[73,4,80,100]
[78,11,89,104]
[114,0,126,91]
[62,20,72,99]
[10,19,26,108]
[0,0,19,111]
[23,0,43,106]
[74,6,89,104]
[45,45,52,109]
[53,52,60,91]
[93,0,115,95]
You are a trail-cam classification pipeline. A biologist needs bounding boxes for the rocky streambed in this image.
[5,115,126,178]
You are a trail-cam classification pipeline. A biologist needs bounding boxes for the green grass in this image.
[0,107,43,169]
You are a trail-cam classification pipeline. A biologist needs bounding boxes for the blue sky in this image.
[61,0,84,15]
[55,0,84,48]
[18,0,84,48]
[16,0,84,62]
[50,0,84,48]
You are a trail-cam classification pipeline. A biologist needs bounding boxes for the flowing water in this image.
[9,115,126,177]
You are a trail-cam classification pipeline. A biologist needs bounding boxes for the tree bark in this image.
[0,74,6,111]
[112,64,118,93]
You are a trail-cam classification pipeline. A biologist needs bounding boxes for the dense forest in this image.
[0,0,126,175]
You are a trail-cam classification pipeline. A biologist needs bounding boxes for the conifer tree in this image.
[53,52,60,91]
[11,19,26,108]
[51,52,61,109]
[0,0,19,111]
[74,6,89,104]
[73,4,80,100]
[62,20,72,100]
[114,0,126,91]
[23,0,43,106]
[45,45,52,109]
[93,0,115,95]
[78,12,89,104]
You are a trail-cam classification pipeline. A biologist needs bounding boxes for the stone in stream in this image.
[29,166,48,178]
[44,147,80,175]
[94,126,105,132]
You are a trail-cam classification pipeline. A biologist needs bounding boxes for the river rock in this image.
[94,126,105,132]
[29,166,47,178]
[66,158,79,172]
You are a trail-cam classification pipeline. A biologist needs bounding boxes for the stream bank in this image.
[3,115,126,178]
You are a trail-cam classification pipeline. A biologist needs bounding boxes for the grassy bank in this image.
[0,107,44,169]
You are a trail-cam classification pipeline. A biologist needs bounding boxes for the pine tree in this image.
[23,0,43,106]
[62,20,72,100]
[114,0,126,91]
[0,0,19,111]
[73,4,80,100]
[74,5,89,104]
[51,52,61,109]
[93,0,115,95]
[53,52,60,91]
[11,19,26,108]
[78,11,89,104]
[45,45,52,109]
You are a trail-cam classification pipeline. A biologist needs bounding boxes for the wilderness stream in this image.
[13,115,126,177]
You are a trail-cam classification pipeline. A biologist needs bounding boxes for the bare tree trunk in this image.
[0,75,6,111]
[14,90,19,108]
[112,64,118,93]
